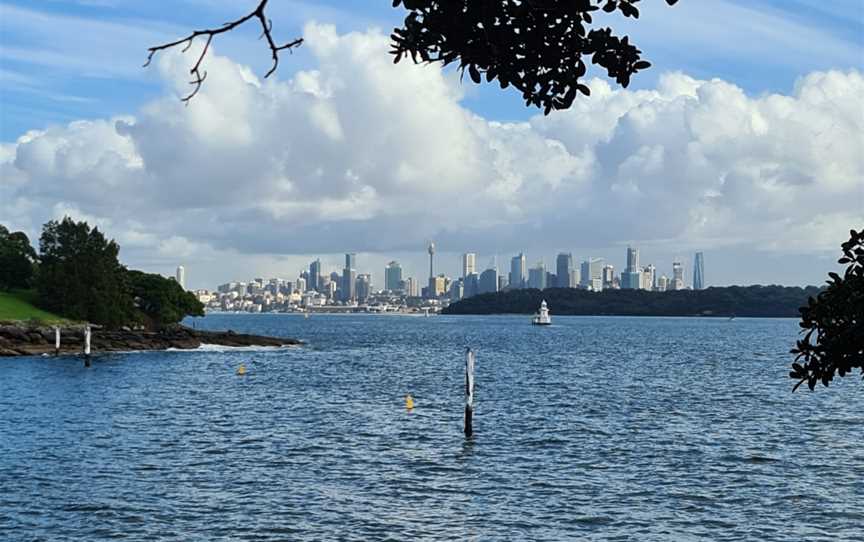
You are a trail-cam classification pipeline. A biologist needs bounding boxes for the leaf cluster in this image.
[391,0,679,114]
[790,229,864,391]
[127,270,204,329]
[0,225,38,290]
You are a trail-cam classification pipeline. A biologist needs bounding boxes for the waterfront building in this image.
[176,265,186,290]
[528,261,547,289]
[510,253,527,290]
[556,253,573,288]
[462,253,476,278]
[385,261,403,292]
[657,275,669,292]
[580,258,604,290]
[498,275,508,291]
[309,259,322,292]
[296,277,307,293]
[693,252,705,290]
[479,268,498,294]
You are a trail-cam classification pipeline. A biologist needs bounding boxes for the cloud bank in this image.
[2,23,862,284]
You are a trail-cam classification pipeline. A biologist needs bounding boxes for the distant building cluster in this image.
[187,245,706,314]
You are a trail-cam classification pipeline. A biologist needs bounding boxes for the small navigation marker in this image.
[464,347,475,437]
[236,364,247,376]
[83,325,92,368]
[405,394,414,410]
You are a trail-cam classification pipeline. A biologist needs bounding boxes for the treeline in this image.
[442,285,823,318]
[0,219,203,329]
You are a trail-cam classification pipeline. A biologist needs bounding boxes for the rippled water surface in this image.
[1,314,862,540]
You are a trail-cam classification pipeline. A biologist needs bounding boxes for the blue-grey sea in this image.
[1,314,862,541]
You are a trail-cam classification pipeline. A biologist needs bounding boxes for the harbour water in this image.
[1,314,862,540]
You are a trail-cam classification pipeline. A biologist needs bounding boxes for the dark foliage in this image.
[127,270,204,329]
[37,218,136,328]
[790,229,864,391]
[443,285,821,318]
[0,225,38,290]
[391,0,679,114]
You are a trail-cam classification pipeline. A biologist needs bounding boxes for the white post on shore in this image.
[54,326,60,356]
[83,325,92,367]
[464,347,475,437]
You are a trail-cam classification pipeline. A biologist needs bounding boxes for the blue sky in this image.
[0,1,862,289]
[2,0,862,141]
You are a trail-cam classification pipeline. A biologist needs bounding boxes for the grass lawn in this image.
[0,289,69,324]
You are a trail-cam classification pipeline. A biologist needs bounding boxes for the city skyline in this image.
[1,2,859,292]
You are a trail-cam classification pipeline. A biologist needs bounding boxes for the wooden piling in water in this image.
[464,347,475,437]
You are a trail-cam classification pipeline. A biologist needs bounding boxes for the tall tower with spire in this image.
[427,241,436,298]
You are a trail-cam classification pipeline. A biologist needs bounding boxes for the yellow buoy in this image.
[405,394,414,410]
[236,364,246,376]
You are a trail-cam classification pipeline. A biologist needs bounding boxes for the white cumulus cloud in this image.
[1,23,861,287]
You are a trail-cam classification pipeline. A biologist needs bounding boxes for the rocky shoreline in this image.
[0,323,302,357]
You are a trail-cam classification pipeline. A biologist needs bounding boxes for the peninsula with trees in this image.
[0,219,299,357]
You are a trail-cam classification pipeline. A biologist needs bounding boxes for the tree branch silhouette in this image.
[143,0,302,102]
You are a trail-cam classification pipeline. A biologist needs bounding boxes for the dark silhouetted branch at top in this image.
[391,0,680,115]
[144,0,302,102]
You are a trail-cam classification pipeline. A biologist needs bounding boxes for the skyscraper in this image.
[176,265,186,290]
[309,259,321,292]
[580,258,604,290]
[478,268,498,294]
[462,253,476,278]
[556,253,573,288]
[693,252,705,290]
[510,253,526,290]
[463,273,479,298]
[528,261,547,289]
[642,264,656,291]
[602,265,615,289]
[342,253,356,302]
[356,274,371,303]
[385,261,403,292]
[622,246,640,290]
[671,261,685,291]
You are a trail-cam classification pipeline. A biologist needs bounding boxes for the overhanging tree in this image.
[790,229,864,391]
[146,0,679,111]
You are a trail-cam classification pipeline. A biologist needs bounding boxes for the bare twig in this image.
[144,0,303,102]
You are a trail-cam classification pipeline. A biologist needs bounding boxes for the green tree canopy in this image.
[127,269,204,329]
[790,229,864,391]
[0,225,38,290]
[37,217,136,328]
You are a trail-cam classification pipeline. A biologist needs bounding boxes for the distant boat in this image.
[532,300,552,326]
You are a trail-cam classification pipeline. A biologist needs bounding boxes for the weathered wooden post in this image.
[464,347,475,437]
[54,326,60,356]
[83,325,92,367]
